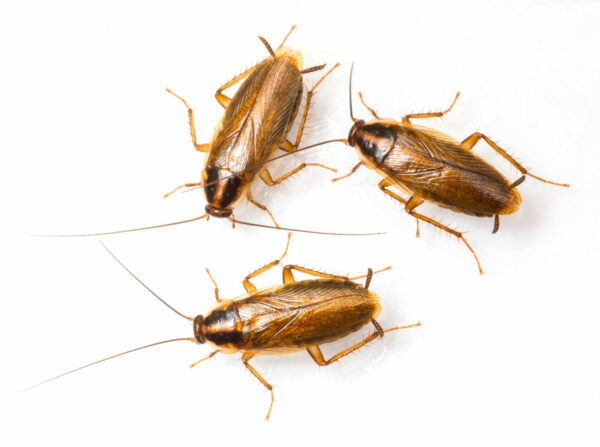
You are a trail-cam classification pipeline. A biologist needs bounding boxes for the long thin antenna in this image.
[23,337,195,391]
[349,63,357,123]
[32,215,209,238]
[183,139,347,194]
[100,241,193,321]
[229,218,385,236]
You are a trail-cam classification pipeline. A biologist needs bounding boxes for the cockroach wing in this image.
[383,125,519,216]
[235,280,380,352]
[209,54,302,175]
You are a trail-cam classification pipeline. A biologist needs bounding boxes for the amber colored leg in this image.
[242,353,275,421]
[205,268,220,302]
[166,89,210,153]
[163,182,202,199]
[276,25,296,50]
[306,321,420,366]
[332,162,362,183]
[246,192,279,228]
[460,132,569,187]
[358,91,380,119]
[289,63,340,150]
[281,264,349,285]
[402,92,460,124]
[243,233,291,293]
[349,266,392,283]
[259,163,336,187]
[189,350,218,368]
[215,64,259,109]
[379,180,483,274]
[378,179,419,236]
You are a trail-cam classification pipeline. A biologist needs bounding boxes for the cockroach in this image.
[163,25,340,228]
[330,65,569,273]
[26,235,420,420]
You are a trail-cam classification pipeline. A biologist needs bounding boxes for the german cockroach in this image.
[331,66,569,273]
[26,235,420,420]
[163,25,340,227]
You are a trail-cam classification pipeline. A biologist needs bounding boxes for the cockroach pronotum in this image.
[163,25,340,227]
[330,65,569,274]
[26,235,420,420]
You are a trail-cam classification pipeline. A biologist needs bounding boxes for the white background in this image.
[1,0,599,445]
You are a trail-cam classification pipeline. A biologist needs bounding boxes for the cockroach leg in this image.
[189,350,219,369]
[379,180,484,274]
[259,163,336,187]
[332,162,362,183]
[242,353,275,421]
[492,215,500,234]
[282,265,349,284]
[348,266,391,282]
[402,92,460,125]
[205,268,221,301]
[276,25,296,50]
[166,88,210,153]
[163,182,203,199]
[358,91,380,119]
[378,179,419,236]
[292,63,340,149]
[307,321,420,367]
[405,196,425,237]
[459,132,569,187]
[246,192,279,227]
[243,233,291,292]
[214,64,259,109]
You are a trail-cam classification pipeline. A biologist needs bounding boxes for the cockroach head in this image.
[347,119,365,147]
[205,204,233,218]
[193,315,206,343]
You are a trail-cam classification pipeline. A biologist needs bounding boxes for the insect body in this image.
[28,236,419,420]
[335,67,569,273]
[165,26,339,227]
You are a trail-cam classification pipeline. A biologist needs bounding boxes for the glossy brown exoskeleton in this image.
[334,66,569,273]
[164,26,339,226]
[27,236,419,420]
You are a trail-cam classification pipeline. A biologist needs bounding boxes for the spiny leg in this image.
[282,265,349,284]
[243,233,291,293]
[205,268,220,301]
[242,353,275,421]
[290,63,340,150]
[306,322,420,366]
[259,163,336,187]
[358,91,380,119]
[379,180,483,274]
[189,350,218,369]
[332,162,362,183]
[349,266,392,283]
[163,181,202,199]
[166,89,209,153]
[276,25,296,50]
[402,92,460,124]
[460,132,569,187]
[378,179,419,235]
[246,191,279,228]
[282,264,390,284]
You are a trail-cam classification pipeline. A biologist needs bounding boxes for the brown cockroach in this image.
[163,25,340,228]
[26,235,420,420]
[331,65,569,273]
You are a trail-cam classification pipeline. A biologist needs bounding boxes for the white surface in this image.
[1,0,599,445]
